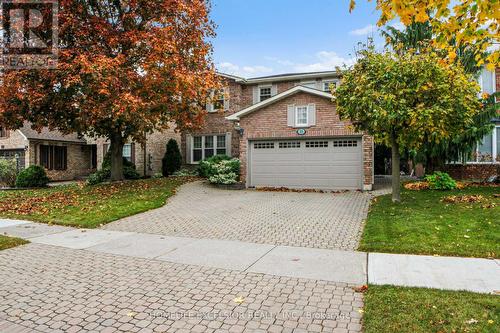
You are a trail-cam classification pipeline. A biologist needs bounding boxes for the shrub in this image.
[198,155,234,178]
[206,158,240,185]
[425,171,457,190]
[86,169,110,186]
[162,139,182,176]
[209,172,238,185]
[152,172,163,179]
[0,159,18,187]
[15,165,49,188]
[172,168,198,176]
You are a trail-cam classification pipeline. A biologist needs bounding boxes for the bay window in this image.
[470,126,500,163]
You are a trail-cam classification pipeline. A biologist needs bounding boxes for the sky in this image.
[210,0,402,78]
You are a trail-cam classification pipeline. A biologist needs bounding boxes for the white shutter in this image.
[186,134,193,164]
[307,103,316,126]
[225,132,232,157]
[287,105,295,127]
[252,86,259,104]
[271,84,278,96]
[223,87,230,111]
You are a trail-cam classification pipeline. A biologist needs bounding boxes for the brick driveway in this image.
[0,244,363,333]
[104,181,370,251]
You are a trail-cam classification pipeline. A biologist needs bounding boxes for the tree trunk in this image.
[109,134,125,181]
[391,133,401,203]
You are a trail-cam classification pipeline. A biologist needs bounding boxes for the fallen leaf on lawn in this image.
[464,235,470,238]
[357,309,364,313]
[465,318,478,324]
[488,320,494,324]
[233,296,245,304]
[353,285,368,293]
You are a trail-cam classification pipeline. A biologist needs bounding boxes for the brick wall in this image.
[445,164,500,181]
[181,78,242,162]
[29,141,93,181]
[237,92,373,189]
[89,126,180,176]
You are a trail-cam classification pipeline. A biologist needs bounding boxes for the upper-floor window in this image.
[259,86,272,102]
[295,106,309,127]
[323,81,337,92]
[0,127,8,138]
[214,90,225,111]
[40,145,67,170]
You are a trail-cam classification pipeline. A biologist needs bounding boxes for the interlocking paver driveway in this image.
[104,181,370,250]
[0,243,363,333]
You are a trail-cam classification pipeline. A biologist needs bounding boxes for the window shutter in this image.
[185,135,193,164]
[315,81,322,90]
[287,104,295,127]
[271,84,278,96]
[252,86,259,104]
[103,144,109,159]
[130,143,135,164]
[308,103,316,126]
[225,132,232,157]
[223,87,230,111]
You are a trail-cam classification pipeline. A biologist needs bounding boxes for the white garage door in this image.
[249,138,362,190]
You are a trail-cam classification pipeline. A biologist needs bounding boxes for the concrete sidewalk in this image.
[1,219,499,294]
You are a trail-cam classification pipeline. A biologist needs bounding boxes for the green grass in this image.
[0,235,29,251]
[360,186,500,258]
[0,177,193,228]
[364,285,500,333]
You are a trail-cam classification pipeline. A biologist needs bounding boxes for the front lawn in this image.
[360,186,500,258]
[364,285,499,333]
[0,177,193,228]
[0,235,29,251]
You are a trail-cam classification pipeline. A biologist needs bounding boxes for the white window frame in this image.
[259,85,272,102]
[322,80,338,92]
[191,135,227,163]
[295,105,309,127]
[467,125,500,164]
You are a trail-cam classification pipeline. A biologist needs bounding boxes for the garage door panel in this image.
[250,138,362,190]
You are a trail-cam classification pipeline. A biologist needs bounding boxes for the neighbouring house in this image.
[0,122,180,181]
[0,122,93,181]
[182,71,374,190]
[444,67,500,180]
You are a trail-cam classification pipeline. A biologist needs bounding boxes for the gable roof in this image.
[217,70,342,84]
[18,122,87,143]
[226,86,333,121]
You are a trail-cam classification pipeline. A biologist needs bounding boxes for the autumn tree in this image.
[349,0,499,69]
[382,21,498,172]
[334,49,481,202]
[0,0,219,180]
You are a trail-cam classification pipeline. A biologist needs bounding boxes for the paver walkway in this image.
[103,181,370,251]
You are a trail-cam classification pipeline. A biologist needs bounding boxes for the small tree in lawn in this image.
[0,0,219,181]
[162,139,182,176]
[334,48,481,202]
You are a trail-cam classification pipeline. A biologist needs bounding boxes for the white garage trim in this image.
[247,137,363,190]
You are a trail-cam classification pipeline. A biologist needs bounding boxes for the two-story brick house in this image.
[182,71,374,190]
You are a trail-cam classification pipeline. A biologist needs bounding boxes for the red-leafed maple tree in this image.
[0,0,219,180]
